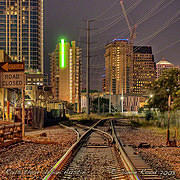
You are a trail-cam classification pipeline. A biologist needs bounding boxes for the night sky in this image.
[44,0,180,90]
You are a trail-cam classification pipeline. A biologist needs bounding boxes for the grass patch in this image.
[129,117,180,139]
[143,126,180,139]
[62,113,109,126]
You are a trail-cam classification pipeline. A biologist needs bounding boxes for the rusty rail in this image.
[111,120,141,180]
[75,123,114,144]
[43,119,108,180]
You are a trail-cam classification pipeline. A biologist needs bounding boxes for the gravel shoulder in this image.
[0,125,77,180]
[117,123,180,179]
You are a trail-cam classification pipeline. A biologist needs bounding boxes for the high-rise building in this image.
[50,40,82,112]
[156,58,175,78]
[0,0,43,73]
[104,39,133,95]
[50,49,59,100]
[133,46,156,95]
[102,78,106,92]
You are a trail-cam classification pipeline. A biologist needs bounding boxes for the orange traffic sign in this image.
[0,62,24,72]
[1,63,8,71]
[0,72,25,88]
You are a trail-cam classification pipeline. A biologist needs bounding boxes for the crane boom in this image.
[120,0,132,36]
[120,0,136,43]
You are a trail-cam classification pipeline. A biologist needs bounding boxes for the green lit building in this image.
[50,40,82,112]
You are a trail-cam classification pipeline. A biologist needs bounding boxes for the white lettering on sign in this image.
[0,72,25,88]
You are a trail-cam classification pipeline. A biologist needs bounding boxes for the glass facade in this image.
[133,46,156,95]
[0,0,43,73]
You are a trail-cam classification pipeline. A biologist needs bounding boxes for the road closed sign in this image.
[0,72,25,88]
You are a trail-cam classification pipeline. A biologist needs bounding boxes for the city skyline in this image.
[0,2,180,178]
[44,0,180,90]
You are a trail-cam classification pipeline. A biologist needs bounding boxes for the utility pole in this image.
[22,87,25,137]
[86,19,95,115]
[86,20,90,115]
[166,94,171,145]
[98,94,100,114]
[121,87,124,113]
[2,88,5,121]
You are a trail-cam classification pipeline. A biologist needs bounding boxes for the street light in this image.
[166,89,171,146]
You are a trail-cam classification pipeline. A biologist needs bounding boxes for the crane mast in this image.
[120,0,136,43]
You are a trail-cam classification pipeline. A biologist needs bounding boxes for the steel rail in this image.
[59,123,80,140]
[75,122,114,144]
[43,118,109,180]
[111,120,141,180]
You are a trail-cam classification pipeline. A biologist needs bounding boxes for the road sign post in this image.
[2,88,4,121]
[0,72,25,88]
[0,62,25,137]
[22,87,25,137]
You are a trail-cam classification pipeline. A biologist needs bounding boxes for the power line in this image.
[136,0,175,26]
[133,11,180,52]
[94,0,143,35]
[154,39,180,55]
[93,0,120,20]
[95,0,135,22]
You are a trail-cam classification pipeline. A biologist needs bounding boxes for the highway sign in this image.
[0,72,25,88]
[0,62,24,72]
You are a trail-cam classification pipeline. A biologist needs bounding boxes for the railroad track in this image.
[112,119,163,180]
[43,119,131,180]
[43,118,164,180]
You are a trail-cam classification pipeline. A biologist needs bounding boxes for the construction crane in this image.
[120,0,136,43]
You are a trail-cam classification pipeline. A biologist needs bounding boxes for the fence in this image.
[0,123,22,145]
[152,111,180,129]
[32,107,61,129]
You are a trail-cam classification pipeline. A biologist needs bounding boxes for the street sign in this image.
[0,72,25,88]
[0,62,24,72]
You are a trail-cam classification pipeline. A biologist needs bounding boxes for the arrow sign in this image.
[0,62,24,72]
[1,63,8,71]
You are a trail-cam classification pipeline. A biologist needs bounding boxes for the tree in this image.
[172,90,180,110]
[91,97,114,113]
[148,68,180,112]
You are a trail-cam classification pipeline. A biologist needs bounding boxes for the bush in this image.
[145,110,153,121]
[105,113,114,117]
[130,120,141,127]
[138,107,144,113]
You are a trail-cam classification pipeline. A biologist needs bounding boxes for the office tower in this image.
[50,49,59,100]
[156,58,175,78]
[104,39,133,95]
[50,40,82,112]
[0,0,43,73]
[133,46,156,95]
[102,78,106,92]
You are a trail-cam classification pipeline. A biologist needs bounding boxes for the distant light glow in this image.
[27,101,31,105]
[59,39,65,68]
[112,38,128,41]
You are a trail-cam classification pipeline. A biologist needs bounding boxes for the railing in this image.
[0,123,22,145]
